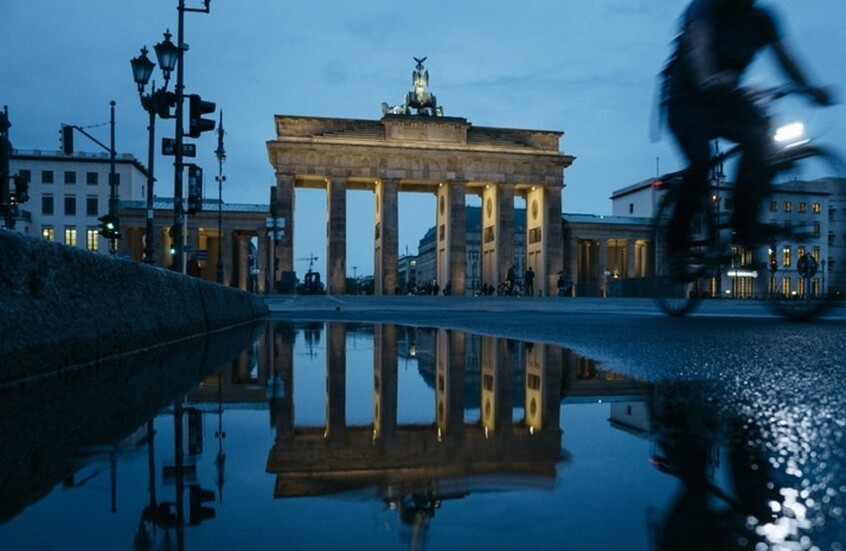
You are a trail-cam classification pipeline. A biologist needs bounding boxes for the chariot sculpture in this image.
[381,57,444,117]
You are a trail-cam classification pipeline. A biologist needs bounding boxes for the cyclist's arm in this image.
[772,39,831,104]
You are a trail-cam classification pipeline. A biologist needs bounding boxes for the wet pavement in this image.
[0,297,844,549]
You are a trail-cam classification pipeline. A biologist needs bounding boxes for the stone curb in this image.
[0,230,268,383]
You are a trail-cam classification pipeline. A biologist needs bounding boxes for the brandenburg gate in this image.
[266,59,574,295]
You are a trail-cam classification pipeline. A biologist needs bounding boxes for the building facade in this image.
[9,149,148,251]
[611,176,843,298]
[9,148,271,292]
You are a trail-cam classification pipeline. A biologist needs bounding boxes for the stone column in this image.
[436,329,465,440]
[544,186,564,296]
[325,322,346,443]
[326,177,347,295]
[436,181,466,295]
[482,184,515,289]
[480,336,514,434]
[373,324,398,441]
[374,179,399,295]
[274,174,295,281]
[257,231,270,294]
[599,239,608,297]
[626,240,636,279]
[566,233,578,296]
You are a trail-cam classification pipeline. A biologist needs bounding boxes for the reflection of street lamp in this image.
[130,33,179,265]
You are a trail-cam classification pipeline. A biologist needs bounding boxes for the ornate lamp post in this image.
[214,111,226,284]
[130,31,179,264]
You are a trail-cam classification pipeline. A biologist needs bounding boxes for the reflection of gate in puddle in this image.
[268,324,566,499]
[187,322,651,501]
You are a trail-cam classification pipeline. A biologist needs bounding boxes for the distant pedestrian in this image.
[432,280,440,295]
[525,267,535,297]
[507,265,516,295]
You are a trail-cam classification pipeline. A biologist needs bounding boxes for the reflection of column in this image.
[436,181,466,295]
[480,337,513,434]
[436,329,465,439]
[374,324,398,441]
[271,323,296,441]
[325,323,346,442]
[374,179,399,295]
[274,174,295,278]
[524,343,563,432]
[326,178,347,295]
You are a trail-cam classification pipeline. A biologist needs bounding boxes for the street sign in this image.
[162,138,197,157]
[267,230,284,240]
[193,250,209,261]
[265,216,285,229]
[121,250,131,260]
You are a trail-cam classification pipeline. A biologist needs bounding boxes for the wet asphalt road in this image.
[266,295,846,546]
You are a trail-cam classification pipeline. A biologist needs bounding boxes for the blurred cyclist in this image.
[661,0,830,269]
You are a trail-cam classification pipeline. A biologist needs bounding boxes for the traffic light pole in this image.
[108,101,117,255]
[62,103,120,252]
[172,0,210,275]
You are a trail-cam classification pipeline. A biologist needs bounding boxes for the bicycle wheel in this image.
[652,188,709,317]
[767,144,846,320]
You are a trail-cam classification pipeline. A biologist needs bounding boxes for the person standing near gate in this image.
[525,266,535,297]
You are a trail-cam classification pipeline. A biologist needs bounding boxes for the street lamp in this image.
[130,31,179,264]
[214,111,226,284]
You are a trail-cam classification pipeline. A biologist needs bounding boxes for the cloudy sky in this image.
[3,1,844,277]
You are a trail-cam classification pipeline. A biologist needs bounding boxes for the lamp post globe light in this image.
[130,31,179,265]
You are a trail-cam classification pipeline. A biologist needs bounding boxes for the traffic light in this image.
[188,485,216,525]
[61,125,74,155]
[187,94,216,138]
[156,91,178,119]
[187,164,203,214]
[98,214,120,240]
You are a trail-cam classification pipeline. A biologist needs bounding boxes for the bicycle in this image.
[652,84,846,320]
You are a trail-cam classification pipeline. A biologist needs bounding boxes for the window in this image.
[798,202,807,213]
[86,172,98,185]
[628,203,633,214]
[42,226,54,241]
[64,196,76,216]
[813,202,821,214]
[784,201,792,213]
[769,200,778,212]
[783,247,792,267]
[19,169,31,183]
[86,228,99,251]
[86,196,98,216]
[64,227,77,246]
[42,170,54,184]
[725,198,733,210]
[798,247,806,260]
[64,171,76,184]
[42,195,54,215]
[813,222,821,238]
[813,248,821,263]
[782,277,791,297]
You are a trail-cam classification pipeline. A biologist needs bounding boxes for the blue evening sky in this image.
[3,1,844,276]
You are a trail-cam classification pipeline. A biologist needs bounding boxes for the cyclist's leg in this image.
[666,102,713,252]
[719,97,771,246]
